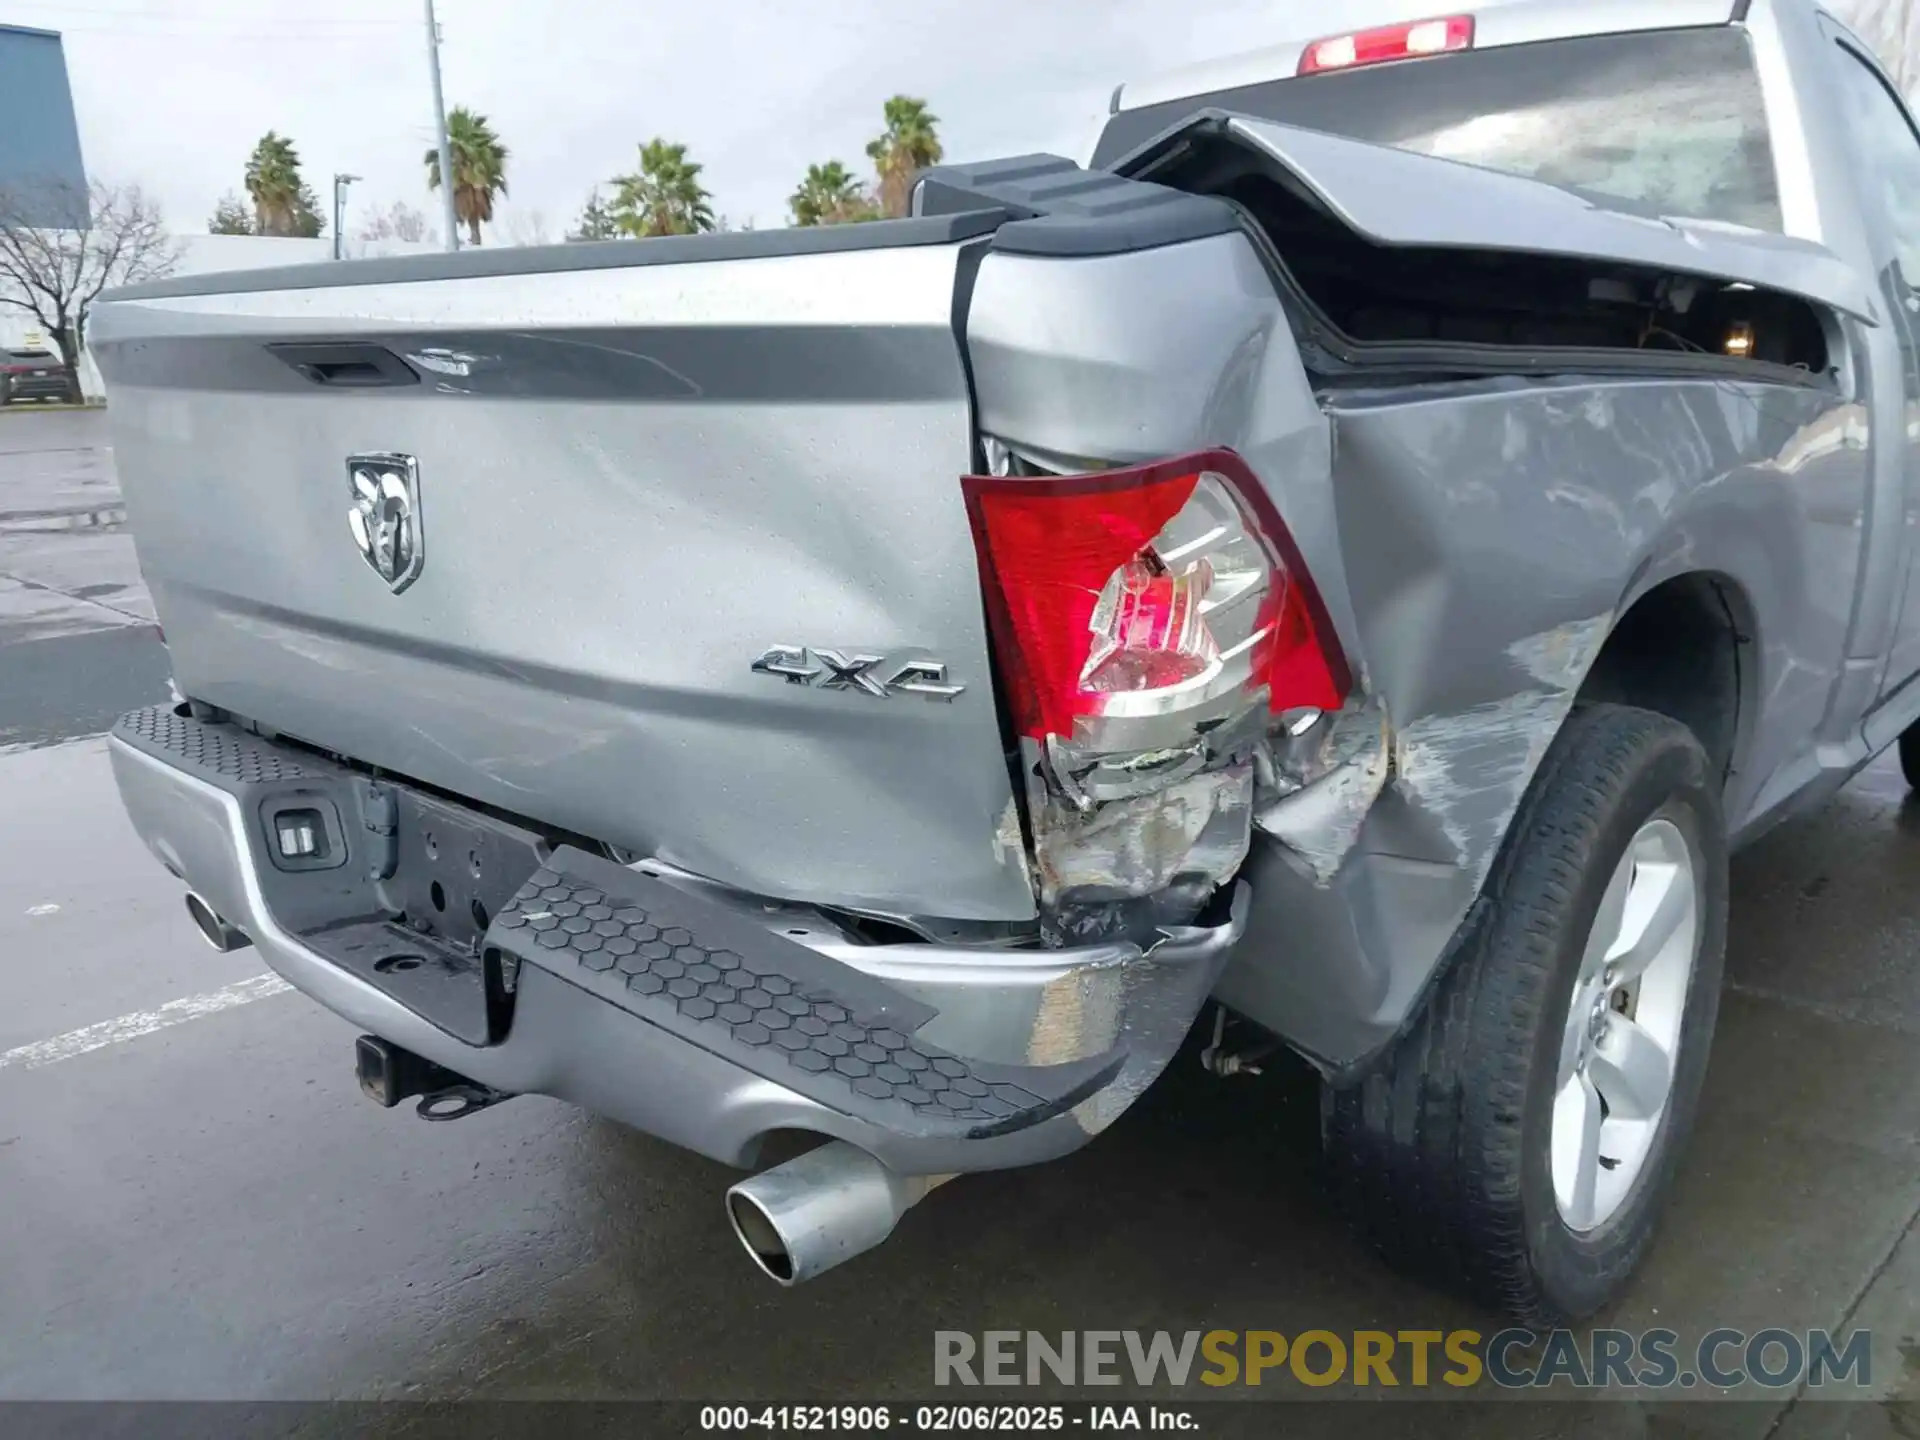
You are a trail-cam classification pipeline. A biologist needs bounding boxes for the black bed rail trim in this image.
[100,209,1011,303]
[915,152,1240,257]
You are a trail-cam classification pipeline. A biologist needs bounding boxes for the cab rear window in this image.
[1094,26,1782,233]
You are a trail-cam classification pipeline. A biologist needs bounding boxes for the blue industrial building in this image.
[0,23,88,228]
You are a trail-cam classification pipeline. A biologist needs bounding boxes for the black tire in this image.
[1322,703,1728,1324]
[1899,724,1920,789]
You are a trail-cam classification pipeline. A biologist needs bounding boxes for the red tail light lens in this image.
[962,449,1347,744]
[1298,15,1474,75]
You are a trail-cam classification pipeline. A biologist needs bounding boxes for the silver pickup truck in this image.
[89,0,1920,1322]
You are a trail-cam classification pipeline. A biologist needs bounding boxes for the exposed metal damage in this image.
[1030,760,1253,932]
[1256,697,1393,886]
[1027,612,1610,939]
[1251,613,1611,889]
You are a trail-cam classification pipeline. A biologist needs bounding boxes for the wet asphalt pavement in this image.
[4,410,1920,1437]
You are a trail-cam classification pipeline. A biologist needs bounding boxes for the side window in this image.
[1830,45,1920,286]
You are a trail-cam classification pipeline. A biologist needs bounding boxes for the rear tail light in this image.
[963,449,1348,934]
[963,449,1346,747]
[1298,15,1474,75]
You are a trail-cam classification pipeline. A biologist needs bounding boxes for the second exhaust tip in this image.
[726,1140,951,1286]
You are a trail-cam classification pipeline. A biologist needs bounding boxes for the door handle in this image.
[267,342,420,388]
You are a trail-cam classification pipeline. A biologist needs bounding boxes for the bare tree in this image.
[0,181,180,402]
[498,208,553,247]
[1844,0,1917,93]
[355,199,435,247]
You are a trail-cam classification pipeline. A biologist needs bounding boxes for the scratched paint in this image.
[1392,613,1612,881]
[1251,615,1610,889]
[1507,614,1612,692]
[1256,700,1393,886]
[1394,689,1572,872]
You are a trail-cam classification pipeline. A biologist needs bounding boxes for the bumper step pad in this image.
[112,706,1129,1145]
[488,847,1125,1141]
[116,703,319,786]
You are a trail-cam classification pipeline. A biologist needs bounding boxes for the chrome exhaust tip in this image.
[725,1140,950,1286]
[184,892,251,953]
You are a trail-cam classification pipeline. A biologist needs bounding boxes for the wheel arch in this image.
[1577,570,1758,794]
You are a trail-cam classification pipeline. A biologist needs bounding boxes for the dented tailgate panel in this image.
[89,237,1037,922]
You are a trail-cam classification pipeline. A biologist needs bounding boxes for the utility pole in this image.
[425,0,459,251]
[332,173,360,261]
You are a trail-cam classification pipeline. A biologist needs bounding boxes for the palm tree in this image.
[425,107,509,245]
[865,96,943,218]
[243,132,304,236]
[789,161,876,226]
[608,139,716,238]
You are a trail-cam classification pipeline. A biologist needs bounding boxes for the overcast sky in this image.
[0,0,1459,242]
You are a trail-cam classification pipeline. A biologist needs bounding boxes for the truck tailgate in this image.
[88,219,1035,921]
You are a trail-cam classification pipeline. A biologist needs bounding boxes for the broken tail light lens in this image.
[1298,15,1474,75]
[965,448,1348,932]
[962,449,1347,746]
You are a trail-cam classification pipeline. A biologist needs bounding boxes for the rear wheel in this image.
[1899,723,1920,789]
[1322,703,1727,1323]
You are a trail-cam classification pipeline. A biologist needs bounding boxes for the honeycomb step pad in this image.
[488,846,1124,1141]
[115,704,321,787]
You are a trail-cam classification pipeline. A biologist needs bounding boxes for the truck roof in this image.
[1110,0,1750,116]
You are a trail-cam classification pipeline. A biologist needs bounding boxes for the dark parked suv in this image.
[1,349,70,404]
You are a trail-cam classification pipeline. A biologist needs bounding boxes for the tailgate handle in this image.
[268,342,420,389]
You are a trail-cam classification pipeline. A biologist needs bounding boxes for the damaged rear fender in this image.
[1216,372,1855,1071]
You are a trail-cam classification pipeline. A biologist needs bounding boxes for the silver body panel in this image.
[965,233,1860,1063]
[1222,117,1877,322]
[973,0,1907,1065]
[95,0,1920,1088]
[90,241,1036,923]
[109,735,1243,1174]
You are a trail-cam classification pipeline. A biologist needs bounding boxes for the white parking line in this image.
[0,974,293,1072]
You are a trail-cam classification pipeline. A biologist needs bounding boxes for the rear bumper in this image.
[108,706,1245,1175]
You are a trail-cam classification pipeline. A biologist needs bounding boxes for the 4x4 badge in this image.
[751,646,964,702]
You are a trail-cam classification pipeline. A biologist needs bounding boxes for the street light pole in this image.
[425,0,459,251]
[332,173,360,261]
